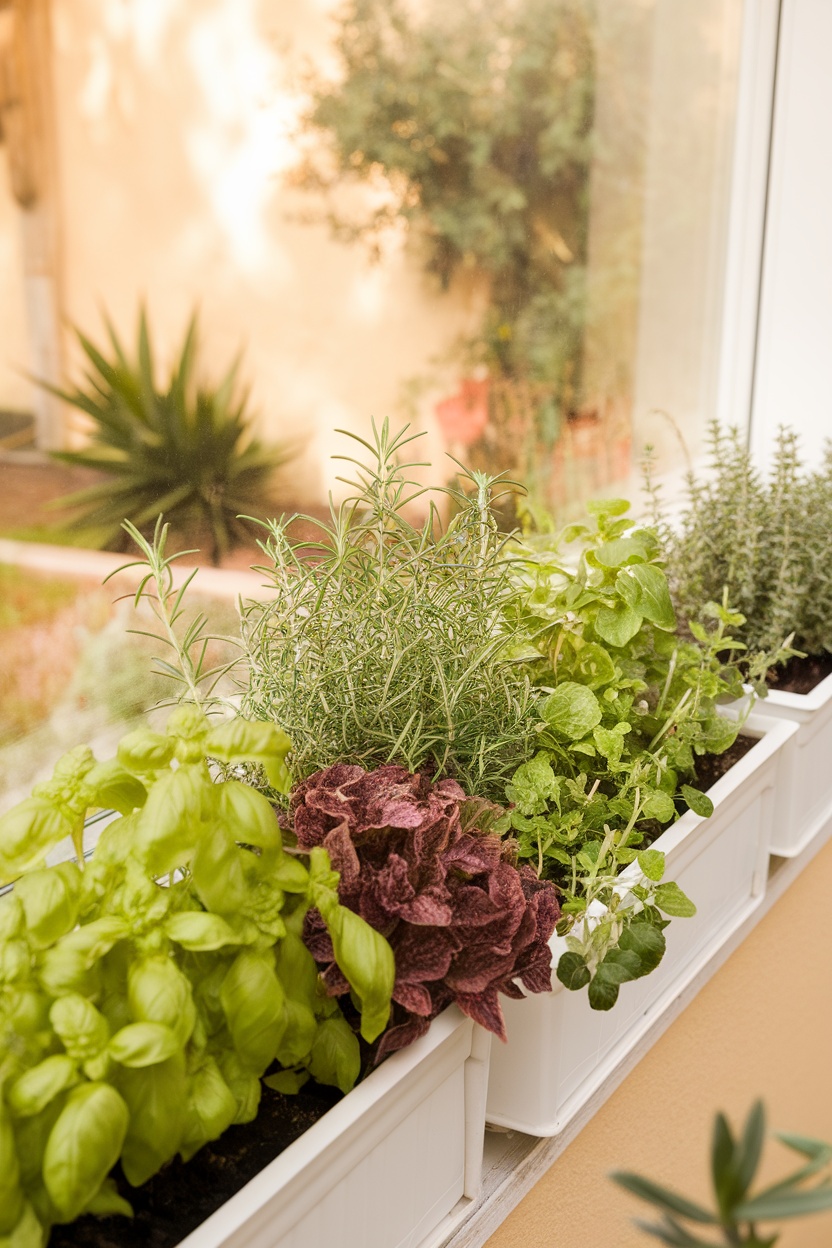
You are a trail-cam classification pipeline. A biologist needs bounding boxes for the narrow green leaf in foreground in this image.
[611,1173,718,1225]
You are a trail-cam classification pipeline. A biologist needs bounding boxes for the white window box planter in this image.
[484,713,797,1137]
[174,1006,490,1248]
[752,673,832,856]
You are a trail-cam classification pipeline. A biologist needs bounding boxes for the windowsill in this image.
[439,817,832,1248]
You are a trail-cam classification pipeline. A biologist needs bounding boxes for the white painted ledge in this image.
[440,809,832,1248]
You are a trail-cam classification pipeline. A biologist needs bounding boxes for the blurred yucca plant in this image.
[49,309,297,563]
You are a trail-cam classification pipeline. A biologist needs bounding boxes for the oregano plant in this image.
[500,499,791,1008]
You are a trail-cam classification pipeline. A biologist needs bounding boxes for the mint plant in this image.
[0,708,394,1244]
[613,1101,832,1245]
[501,500,787,1008]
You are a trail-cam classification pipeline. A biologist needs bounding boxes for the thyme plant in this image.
[241,421,536,799]
[656,424,832,660]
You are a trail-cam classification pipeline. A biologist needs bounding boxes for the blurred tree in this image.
[294,0,595,442]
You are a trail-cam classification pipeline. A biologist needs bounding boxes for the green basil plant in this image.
[500,499,790,1010]
[0,706,394,1245]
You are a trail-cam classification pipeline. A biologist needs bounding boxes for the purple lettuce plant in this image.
[291,764,559,1059]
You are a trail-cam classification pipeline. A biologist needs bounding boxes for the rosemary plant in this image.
[106,518,240,714]
[657,424,832,659]
[240,421,536,798]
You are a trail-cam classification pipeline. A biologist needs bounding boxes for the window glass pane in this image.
[0,0,747,803]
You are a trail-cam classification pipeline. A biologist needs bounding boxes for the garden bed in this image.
[46,1010,490,1248]
[767,652,832,696]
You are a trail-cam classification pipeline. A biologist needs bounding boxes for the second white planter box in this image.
[177,1006,490,1248]
[753,672,832,856]
[485,713,797,1137]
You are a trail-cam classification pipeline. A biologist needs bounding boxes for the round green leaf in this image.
[641,790,677,823]
[654,881,698,918]
[637,849,666,882]
[593,537,649,568]
[541,682,602,740]
[618,921,667,977]
[571,642,617,690]
[681,785,715,818]
[615,564,676,631]
[595,601,643,648]
[556,951,591,992]
[587,975,620,1011]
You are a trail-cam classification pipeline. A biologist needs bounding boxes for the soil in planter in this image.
[49,1079,342,1248]
[691,734,757,793]
[767,652,832,696]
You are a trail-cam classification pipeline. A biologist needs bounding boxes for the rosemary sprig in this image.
[106,517,241,712]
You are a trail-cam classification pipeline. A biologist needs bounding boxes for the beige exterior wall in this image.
[47,0,482,500]
[486,838,832,1248]
[0,148,33,413]
[1,0,748,497]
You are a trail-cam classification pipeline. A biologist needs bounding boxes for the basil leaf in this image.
[0,1102,24,1233]
[180,1058,237,1163]
[43,1083,129,1221]
[109,1022,181,1068]
[220,952,286,1074]
[118,1055,187,1186]
[8,1056,79,1119]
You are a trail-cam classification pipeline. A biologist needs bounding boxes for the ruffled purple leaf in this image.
[292,763,560,1056]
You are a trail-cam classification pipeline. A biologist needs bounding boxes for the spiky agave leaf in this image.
[47,309,299,564]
